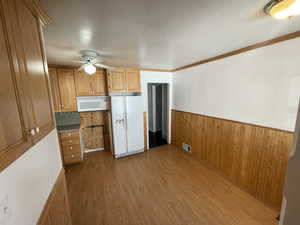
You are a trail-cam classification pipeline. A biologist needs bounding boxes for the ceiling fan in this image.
[77,50,114,75]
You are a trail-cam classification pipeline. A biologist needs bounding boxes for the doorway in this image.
[147,83,169,148]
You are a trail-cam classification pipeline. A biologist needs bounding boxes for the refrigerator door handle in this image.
[121,119,126,127]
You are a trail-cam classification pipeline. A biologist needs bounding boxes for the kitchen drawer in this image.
[60,131,80,140]
[62,144,81,155]
[61,138,80,147]
[63,153,83,165]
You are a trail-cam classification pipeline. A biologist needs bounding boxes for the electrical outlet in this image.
[182,143,192,153]
[0,195,12,225]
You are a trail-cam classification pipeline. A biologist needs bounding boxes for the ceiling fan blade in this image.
[94,63,114,70]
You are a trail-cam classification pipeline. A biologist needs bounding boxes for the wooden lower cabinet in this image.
[80,111,105,128]
[59,131,83,165]
[38,170,72,225]
[81,126,104,151]
[80,111,111,152]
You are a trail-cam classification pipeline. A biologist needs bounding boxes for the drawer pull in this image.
[70,147,73,149]
[69,140,72,143]
[71,155,75,158]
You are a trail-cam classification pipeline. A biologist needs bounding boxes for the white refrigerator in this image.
[111,96,144,158]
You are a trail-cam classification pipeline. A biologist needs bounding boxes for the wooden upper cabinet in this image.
[75,69,107,96]
[0,0,55,171]
[49,68,61,112]
[107,68,141,93]
[92,69,107,95]
[15,0,54,143]
[75,70,93,96]
[0,9,31,172]
[57,69,77,112]
[126,69,141,92]
[107,69,126,93]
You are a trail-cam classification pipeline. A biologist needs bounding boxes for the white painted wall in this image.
[140,71,173,147]
[0,130,62,225]
[173,38,300,132]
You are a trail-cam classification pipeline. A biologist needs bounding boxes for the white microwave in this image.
[76,96,109,112]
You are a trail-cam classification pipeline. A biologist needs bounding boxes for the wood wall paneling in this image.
[37,169,72,225]
[171,109,293,209]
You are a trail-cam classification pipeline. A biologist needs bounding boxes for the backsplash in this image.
[55,112,80,127]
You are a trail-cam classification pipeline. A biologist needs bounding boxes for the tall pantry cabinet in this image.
[0,0,54,171]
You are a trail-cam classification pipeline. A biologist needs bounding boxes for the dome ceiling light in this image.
[264,0,300,19]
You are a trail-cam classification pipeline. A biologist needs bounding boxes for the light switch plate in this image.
[0,195,12,225]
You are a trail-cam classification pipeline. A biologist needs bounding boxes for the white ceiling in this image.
[41,0,300,70]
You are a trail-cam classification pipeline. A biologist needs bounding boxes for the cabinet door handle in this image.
[71,154,75,158]
[61,104,64,108]
[36,127,40,134]
[70,146,73,149]
[30,129,35,136]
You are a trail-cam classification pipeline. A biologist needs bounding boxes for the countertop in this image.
[57,124,81,133]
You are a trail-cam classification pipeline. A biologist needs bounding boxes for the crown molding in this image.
[172,30,300,72]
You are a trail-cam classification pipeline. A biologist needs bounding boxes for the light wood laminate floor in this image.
[65,145,278,225]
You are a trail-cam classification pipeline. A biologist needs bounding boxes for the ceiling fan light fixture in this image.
[265,0,300,19]
[84,63,96,75]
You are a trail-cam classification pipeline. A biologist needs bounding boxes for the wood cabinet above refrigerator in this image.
[107,68,141,94]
